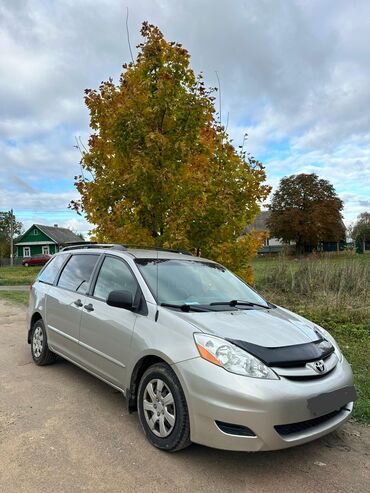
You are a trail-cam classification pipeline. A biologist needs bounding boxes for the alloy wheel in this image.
[32,326,44,358]
[143,378,176,437]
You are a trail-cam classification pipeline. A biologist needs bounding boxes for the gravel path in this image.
[0,299,369,493]
[0,285,29,291]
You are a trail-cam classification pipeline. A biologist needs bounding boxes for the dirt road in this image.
[0,286,29,291]
[0,299,369,493]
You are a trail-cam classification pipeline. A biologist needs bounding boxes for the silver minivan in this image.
[28,245,356,452]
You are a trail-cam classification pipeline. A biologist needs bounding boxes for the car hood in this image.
[174,306,320,347]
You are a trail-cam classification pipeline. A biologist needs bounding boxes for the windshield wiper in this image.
[209,300,270,309]
[160,303,210,312]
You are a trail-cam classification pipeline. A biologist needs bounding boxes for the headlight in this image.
[194,333,279,379]
[315,326,343,362]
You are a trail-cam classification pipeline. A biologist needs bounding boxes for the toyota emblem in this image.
[314,360,325,373]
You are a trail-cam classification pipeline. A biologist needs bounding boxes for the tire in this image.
[24,263,29,267]
[137,363,191,452]
[31,319,57,366]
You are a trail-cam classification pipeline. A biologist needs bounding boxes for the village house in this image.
[15,224,84,259]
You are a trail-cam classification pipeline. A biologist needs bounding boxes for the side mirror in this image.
[106,290,134,310]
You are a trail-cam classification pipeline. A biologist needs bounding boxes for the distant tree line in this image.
[0,211,23,265]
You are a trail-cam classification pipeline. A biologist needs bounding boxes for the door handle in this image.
[84,303,94,312]
[74,299,83,307]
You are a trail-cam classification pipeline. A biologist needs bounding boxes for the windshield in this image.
[135,259,269,309]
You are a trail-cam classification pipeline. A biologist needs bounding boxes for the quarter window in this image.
[94,256,138,301]
[57,254,99,294]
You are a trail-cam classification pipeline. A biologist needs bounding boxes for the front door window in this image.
[93,256,138,302]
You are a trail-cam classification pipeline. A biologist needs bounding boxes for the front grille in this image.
[282,366,335,381]
[275,407,347,437]
[275,352,338,381]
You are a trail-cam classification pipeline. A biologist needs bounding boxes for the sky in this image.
[0,0,369,237]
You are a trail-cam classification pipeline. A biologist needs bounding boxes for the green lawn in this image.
[0,265,42,286]
[0,291,29,305]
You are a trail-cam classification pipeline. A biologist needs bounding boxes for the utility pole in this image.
[10,209,14,267]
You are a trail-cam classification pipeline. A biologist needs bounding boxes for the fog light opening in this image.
[215,421,256,437]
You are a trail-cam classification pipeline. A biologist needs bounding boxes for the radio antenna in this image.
[156,246,159,302]
[155,236,160,321]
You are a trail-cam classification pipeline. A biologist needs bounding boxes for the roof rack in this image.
[61,243,127,252]
[122,245,193,256]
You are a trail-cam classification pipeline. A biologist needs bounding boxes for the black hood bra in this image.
[227,337,334,368]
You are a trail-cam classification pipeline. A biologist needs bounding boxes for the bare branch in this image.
[78,136,89,153]
[225,111,230,133]
[74,136,95,181]
[126,7,134,64]
[240,133,248,157]
[215,71,222,126]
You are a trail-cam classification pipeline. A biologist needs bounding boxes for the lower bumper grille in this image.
[275,407,347,437]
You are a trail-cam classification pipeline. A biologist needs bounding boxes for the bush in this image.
[254,256,369,314]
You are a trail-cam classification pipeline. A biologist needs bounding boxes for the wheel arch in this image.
[28,311,43,344]
[127,354,171,413]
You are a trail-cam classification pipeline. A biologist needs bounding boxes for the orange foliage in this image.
[71,23,270,280]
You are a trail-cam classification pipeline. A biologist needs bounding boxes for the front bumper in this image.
[174,356,354,451]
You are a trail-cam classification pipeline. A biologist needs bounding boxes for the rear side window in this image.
[57,254,99,294]
[38,254,68,285]
[93,256,138,301]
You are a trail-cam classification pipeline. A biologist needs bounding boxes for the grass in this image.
[0,291,29,305]
[253,253,370,424]
[0,265,42,286]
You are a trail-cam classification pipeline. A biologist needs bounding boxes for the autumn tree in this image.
[267,174,345,253]
[0,211,23,263]
[71,23,270,281]
[352,212,370,253]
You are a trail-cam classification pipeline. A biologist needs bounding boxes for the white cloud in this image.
[59,217,92,237]
[20,216,91,237]
[0,0,369,228]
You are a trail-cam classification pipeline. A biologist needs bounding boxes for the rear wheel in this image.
[31,319,57,365]
[137,363,191,452]
[24,262,29,267]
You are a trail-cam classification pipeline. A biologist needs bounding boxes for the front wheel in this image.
[137,363,191,452]
[31,319,57,365]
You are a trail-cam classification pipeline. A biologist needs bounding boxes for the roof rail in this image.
[60,243,127,252]
[60,243,192,255]
[122,245,193,256]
